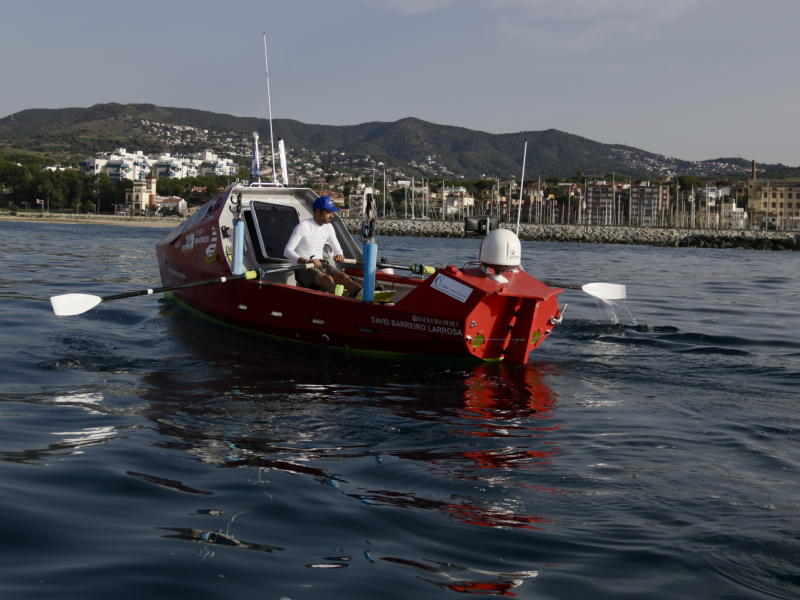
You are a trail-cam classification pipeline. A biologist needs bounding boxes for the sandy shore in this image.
[0,215,179,227]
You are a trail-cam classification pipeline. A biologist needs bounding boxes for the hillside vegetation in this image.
[0,103,791,179]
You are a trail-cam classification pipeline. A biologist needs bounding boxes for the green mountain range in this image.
[0,103,789,179]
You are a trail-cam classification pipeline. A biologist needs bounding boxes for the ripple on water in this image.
[1,223,800,599]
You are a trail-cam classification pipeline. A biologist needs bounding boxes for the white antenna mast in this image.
[263,32,277,184]
[515,140,527,236]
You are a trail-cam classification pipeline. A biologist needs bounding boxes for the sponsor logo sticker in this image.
[205,227,218,258]
[182,233,195,253]
[431,274,473,303]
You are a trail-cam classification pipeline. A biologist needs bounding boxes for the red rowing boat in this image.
[154,183,563,363]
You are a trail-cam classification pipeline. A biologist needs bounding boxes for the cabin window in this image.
[246,202,301,263]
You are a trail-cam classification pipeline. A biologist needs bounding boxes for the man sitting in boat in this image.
[284,196,363,297]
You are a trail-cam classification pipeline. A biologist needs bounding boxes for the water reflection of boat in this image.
[379,556,538,596]
[138,315,564,532]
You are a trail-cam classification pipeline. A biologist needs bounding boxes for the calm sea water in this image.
[1,220,799,599]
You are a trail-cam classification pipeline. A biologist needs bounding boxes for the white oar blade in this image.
[51,294,102,317]
[581,283,626,301]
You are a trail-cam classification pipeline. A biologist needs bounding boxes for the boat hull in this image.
[155,186,561,363]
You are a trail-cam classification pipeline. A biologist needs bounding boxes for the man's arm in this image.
[284,221,305,264]
[326,224,344,261]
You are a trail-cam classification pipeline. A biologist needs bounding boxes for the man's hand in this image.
[333,254,345,263]
[304,257,323,268]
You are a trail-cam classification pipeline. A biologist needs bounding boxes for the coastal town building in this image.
[79,148,239,182]
[124,173,157,214]
[722,201,747,229]
[347,184,379,216]
[440,186,475,217]
[585,181,630,225]
[159,197,188,217]
[629,182,669,227]
[747,179,800,229]
[120,173,187,216]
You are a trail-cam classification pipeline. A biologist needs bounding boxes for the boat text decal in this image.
[371,316,463,337]
[190,226,218,260]
[431,274,473,303]
[264,198,303,204]
[182,233,195,253]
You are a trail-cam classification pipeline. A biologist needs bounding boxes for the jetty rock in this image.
[342,219,800,251]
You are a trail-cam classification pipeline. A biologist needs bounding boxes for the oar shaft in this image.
[102,271,257,302]
[541,281,580,291]
[341,258,434,274]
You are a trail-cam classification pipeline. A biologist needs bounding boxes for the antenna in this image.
[263,33,277,184]
[278,138,288,186]
[515,140,527,236]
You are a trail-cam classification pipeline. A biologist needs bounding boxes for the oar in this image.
[542,281,626,301]
[340,258,436,275]
[50,270,259,316]
[50,263,312,317]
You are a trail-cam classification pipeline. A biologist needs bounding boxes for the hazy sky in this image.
[1,0,798,164]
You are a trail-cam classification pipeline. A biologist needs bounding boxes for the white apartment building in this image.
[158,197,188,217]
[440,186,476,217]
[79,148,239,182]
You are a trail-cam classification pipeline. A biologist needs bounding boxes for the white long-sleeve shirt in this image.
[284,218,343,265]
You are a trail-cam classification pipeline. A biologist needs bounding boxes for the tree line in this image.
[0,152,247,212]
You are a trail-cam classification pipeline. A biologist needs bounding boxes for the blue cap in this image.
[313,196,340,212]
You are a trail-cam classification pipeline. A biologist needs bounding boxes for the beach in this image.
[0,214,178,227]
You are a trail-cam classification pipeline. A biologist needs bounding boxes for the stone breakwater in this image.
[342,219,800,251]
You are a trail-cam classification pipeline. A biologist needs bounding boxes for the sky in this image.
[1,0,798,165]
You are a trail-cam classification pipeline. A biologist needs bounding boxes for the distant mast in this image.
[263,33,277,184]
[515,140,527,236]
